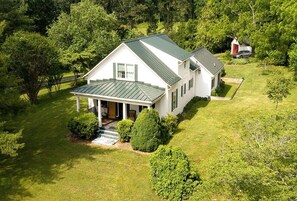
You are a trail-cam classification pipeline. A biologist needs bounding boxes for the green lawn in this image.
[1,62,296,200]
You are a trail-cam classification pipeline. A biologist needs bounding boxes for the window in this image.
[126,64,134,79]
[184,83,186,95]
[181,85,183,97]
[117,63,125,78]
[171,89,178,111]
[117,63,135,80]
[139,105,147,113]
[211,78,215,89]
[217,73,221,85]
[188,78,193,90]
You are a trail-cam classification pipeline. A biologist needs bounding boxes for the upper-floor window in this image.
[117,63,135,80]
[189,78,193,90]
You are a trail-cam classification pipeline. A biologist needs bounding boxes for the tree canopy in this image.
[48,0,121,74]
[2,31,60,104]
[193,110,297,200]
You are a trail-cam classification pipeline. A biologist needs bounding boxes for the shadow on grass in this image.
[179,98,210,121]
[0,88,115,200]
[219,84,232,97]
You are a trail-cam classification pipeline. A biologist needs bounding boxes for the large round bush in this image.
[150,146,200,200]
[130,108,167,152]
[117,119,134,142]
[67,113,98,139]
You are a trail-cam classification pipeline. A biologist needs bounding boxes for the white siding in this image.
[88,44,167,89]
[195,67,212,97]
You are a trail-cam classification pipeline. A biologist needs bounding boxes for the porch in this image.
[71,79,165,129]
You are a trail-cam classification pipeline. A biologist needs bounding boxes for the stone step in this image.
[98,129,119,140]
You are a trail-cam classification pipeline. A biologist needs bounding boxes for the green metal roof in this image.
[141,35,193,61]
[124,39,181,86]
[71,79,165,103]
[192,47,224,75]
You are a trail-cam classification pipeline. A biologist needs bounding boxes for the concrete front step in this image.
[92,129,119,146]
[98,130,118,139]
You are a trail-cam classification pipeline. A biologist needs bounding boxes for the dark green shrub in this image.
[211,81,225,96]
[117,119,134,142]
[150,146,200,200]
[130,108,167,152]
[67,112,98,139]
[221,68,226,77]
[161,114,178,136]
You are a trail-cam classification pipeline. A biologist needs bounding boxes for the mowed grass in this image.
[1,62,296,200]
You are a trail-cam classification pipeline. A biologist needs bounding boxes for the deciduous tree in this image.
[2,31,60,104]
[48,0,120,77]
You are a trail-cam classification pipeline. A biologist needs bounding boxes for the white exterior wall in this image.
[88,44,167,89]
[168,62,196,116]
[195,67,212,97]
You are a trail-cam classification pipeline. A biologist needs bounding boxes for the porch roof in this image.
[71,79,165,104]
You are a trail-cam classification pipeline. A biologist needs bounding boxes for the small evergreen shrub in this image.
[130,108,167,152]
[67,113,98,139]
[161,114,178,136]
[150,146,200,200]
[117,119,134,142]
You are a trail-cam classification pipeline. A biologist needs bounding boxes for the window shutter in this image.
[176,88,178,107]
[134,64,138,81]
[181,85,183,97]
[113,63,116,79]
[171,92,174,112]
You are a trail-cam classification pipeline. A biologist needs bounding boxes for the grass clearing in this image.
[1,61,296,200]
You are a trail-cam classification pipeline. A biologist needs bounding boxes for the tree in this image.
[2,31,60,104]
[289,44,297,80]
[48,0,120,78]
[0,0,33,43]
[266,75,291,109]
[0,122,24,157]
[25,0,59,35]
[130,108,167,152]
[193,111,297,200]
[0,52,24,115]
[150,146,200,200]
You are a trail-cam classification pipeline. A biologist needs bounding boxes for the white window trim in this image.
[116,63,135,81]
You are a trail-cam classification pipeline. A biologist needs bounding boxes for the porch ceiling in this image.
[71,79,165,103]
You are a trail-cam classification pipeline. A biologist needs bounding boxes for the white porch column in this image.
[98,99,102,127]
[76,96,80,112]
[148,105,151,109]
[123,103,127,119]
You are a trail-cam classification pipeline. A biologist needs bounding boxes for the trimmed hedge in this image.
[130,108,167,152]
[150,146,200,200]
[117,119,134,142]
[67,113,98,139]
[161,114,178,136]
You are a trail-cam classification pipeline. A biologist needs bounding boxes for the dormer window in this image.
[117,63,135,80]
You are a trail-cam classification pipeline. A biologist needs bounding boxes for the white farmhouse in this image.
[71,34,224,127]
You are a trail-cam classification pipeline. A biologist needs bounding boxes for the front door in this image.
[108,102,116,119]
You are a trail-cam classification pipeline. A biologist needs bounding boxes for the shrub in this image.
[130,108,167,152]
[161,114,178,136]
[150,146,200,200]
[67,113,98,139]
[211,80,225,96]
[117,119,134,142]
[223,50,232,64]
